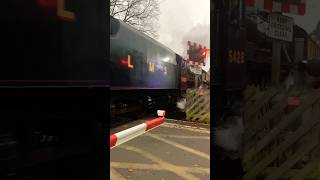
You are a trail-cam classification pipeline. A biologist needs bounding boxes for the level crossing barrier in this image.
[110,110,166,149]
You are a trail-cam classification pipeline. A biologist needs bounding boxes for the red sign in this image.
[245,0,306,15]
[186,41,206,66]
[287,96,301,106]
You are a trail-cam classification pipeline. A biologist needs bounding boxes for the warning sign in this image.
[189,65,202,75]
[258,13,293,42]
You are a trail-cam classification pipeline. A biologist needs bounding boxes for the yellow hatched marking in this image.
[111,162,210,174]
[110,167,125,180]
[119,145,204,180]
[146,133,210,160]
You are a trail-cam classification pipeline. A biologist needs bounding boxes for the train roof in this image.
[111,16,177,56]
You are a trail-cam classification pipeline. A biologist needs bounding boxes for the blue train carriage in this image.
[110,16,178,90]
[110,16,181,118]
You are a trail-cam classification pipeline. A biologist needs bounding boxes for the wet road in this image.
[110,120,210,180]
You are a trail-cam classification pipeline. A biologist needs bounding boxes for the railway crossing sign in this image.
[258,13,294,42]
[287,96,301,106]
[186,41,207,66]
[189,65,202,75]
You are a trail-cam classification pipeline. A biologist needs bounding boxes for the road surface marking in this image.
[153,134,210,140]
[182,166,210,174]
[146,133,210,160]
[110,167,126,180]
[110,162,210,174]
[119,145,202,180]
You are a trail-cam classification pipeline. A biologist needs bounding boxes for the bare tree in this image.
[110,0,160,39]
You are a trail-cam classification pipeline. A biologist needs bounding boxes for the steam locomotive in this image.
[110,16,186,121]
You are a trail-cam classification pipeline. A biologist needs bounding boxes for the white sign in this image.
[189,65,202,75]
[257,13,293,42]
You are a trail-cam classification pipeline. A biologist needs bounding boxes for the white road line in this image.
[146,133,210,160]
[110,162,210,174]
[119,145,202,180]
[183,167,210,174]
[110,167,126,180]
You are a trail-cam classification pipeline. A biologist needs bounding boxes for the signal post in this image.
[186,41,207,88]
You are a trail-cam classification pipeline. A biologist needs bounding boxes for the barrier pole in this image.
[110,110,166,149]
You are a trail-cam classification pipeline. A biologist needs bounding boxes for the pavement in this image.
[110,119,210,180]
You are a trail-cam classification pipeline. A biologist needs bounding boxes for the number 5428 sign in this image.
[228,49,244,64]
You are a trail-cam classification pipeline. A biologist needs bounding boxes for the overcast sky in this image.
[157,0,210,71]
[154,0,320,72]
[156,0,320,50]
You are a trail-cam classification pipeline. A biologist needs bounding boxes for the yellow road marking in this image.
[184,167,210,174]
[146,133,210,160]
[111,162,210,174]
[153,134,210,140]
[119,145,203,180]
[110,167,126,180]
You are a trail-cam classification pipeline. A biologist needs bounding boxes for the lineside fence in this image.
[242,85,320,179]
[185,88,210,124]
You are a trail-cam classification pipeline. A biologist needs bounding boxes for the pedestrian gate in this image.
[185,88,210,123]
[242,85,320,180]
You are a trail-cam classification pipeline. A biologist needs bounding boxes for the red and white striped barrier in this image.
[110,110,166,149]
[245,0,306,15]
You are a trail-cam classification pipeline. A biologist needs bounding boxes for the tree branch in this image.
[110,0,160,39]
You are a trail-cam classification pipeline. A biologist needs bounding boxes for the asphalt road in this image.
[110,119,210,180]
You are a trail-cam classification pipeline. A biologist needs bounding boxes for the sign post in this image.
[258,13,294,86]
[189,65,202,88]
[186,41,207,88]
[272,40,281,85]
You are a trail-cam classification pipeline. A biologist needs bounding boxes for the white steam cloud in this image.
[176,98,186,111]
